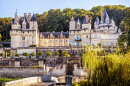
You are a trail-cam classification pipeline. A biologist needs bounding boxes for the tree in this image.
[15,53,19,57]
[31,52,36,56]
[7,53,11,57]
[45,51,52,56]
[65,54,71,57]
[54,51,59,56]
[62,51,68,56]
[0,53,3,56]
[37,51,43,56]
[23,52,28,56]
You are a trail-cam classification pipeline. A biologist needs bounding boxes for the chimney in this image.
[86,15,89,23]
[101,12,104,21]
[24,13,27,17]
[28,13,31,22]
[15,13,18,24]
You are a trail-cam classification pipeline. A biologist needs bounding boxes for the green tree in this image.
[62,51,68,56]
[45,51,52,56]
[65,54,70,57]
[15,53,19,57]
[37,51,43,56]
[23,52,28,56]
[31,52,36,56]
[54,51,59,56]
[0,53,4,57]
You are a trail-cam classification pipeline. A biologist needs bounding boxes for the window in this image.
[76,42,80,46]
[76,35,80,40]
[86,35,88,38]
[77,24,80,29]
[32,41,34,45]
[111,43,114,45]
[66,40,68,42]
[55,40,57,42]
[95,35,97,38]
[22,41,25,47]
[60,40,62,42]
[22,37,25,40]
[50,40,52,42]
[32,37,34,40]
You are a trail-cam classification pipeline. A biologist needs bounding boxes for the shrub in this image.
[38,51,43,56]
[15,53,19,57]
[45,51,52,56]
[23,52,28,56]
[31,52,36,56]
[54,51,59,56]
[0,53,4,56]
[97,43,102,46]
[62,51,68,56]
[29,45,37,47]
[65,54,70,57]
[7,53,11,57]
[0,44,2,47]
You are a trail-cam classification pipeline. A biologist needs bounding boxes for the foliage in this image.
[15,53,19,57]
[22,52,28,56]
[65,54,71,57]
[0,44,2,48]
[80,45,130,86]
[0,77,21,86]
[7,53,11,57]
[0,53,4,56]
[29,45,37,47]
[31,52,36,56]
[37,51,43,56]
[54,51,59,56]
[62,51,68,56]
[97,43,101,46]
[45,51,52,56]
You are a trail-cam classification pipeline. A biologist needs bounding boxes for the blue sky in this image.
[0,0,129,18]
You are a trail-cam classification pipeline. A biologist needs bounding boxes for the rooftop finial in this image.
[16,9,17,13]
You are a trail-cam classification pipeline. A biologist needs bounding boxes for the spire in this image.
[76,18,82,24]
[16,9,17,13]
[70,16,75,22]
[95,16,99,22]
[30,12,36,21]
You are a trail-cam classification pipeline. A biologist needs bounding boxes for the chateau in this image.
[0,10,121,57]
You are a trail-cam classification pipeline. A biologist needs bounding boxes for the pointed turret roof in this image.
[30,13,36,21]
[70,16,75,22]
[95,16,99,22]
[83,16,87,23]
[103,10,109,23]
[22,16,29,29]
[76,18,82,24]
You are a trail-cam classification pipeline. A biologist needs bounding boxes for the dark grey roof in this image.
[70,17,75,22]
[76,18,82,23]
[24,16,29,29]
[95,16,99,22]
[30,14,36,21]
[0,42,10,44]
[113,32,119,34]
[100,25,112,27]
[69,29,81,31]
[11,29,36,31]
[40,32,69,38]
[83,16,87,23]
[12,19,15,24]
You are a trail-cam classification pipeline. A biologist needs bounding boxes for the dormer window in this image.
[77,24,80,29]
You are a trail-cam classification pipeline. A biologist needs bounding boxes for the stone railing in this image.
[2,77,42,86]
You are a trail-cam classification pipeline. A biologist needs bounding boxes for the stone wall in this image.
[0,67,43,78]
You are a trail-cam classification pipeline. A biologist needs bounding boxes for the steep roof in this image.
[95,16,99,22]
[40,32,69,38]
[83,16,87,23]
[30,14,36,21]
[70,17,75,22]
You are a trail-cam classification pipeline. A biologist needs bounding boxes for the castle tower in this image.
[76,18,82,29]
[94,16,99,31]
[69,17,76,30]
[82,13,91,29]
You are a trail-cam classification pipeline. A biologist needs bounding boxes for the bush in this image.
[38,51,43,56]
[0,44,2,47]
[97,43,102,46]
[23,52,28,56]
[45,51,52,56]
[54,51,59,56]
[31,52,36,56]
[7,53,11,57]
[29,45,37,47]
[62,51,68,56]
[15,53,19,57]
[0,77,21,86]
[65,54,70,57]
[0,53,4,56]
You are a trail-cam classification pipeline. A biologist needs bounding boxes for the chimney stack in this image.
[24,13,27,17]
[86,15,89,23]
[28,13,31,22]
[15,13,18,24]
[101,12,104,21]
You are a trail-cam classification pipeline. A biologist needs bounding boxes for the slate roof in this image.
[95,16,99,22]
[40,32,69,38]
[30,14,36,21]
[83,16,87,23]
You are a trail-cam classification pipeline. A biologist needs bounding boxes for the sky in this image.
[0,0,129,18]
